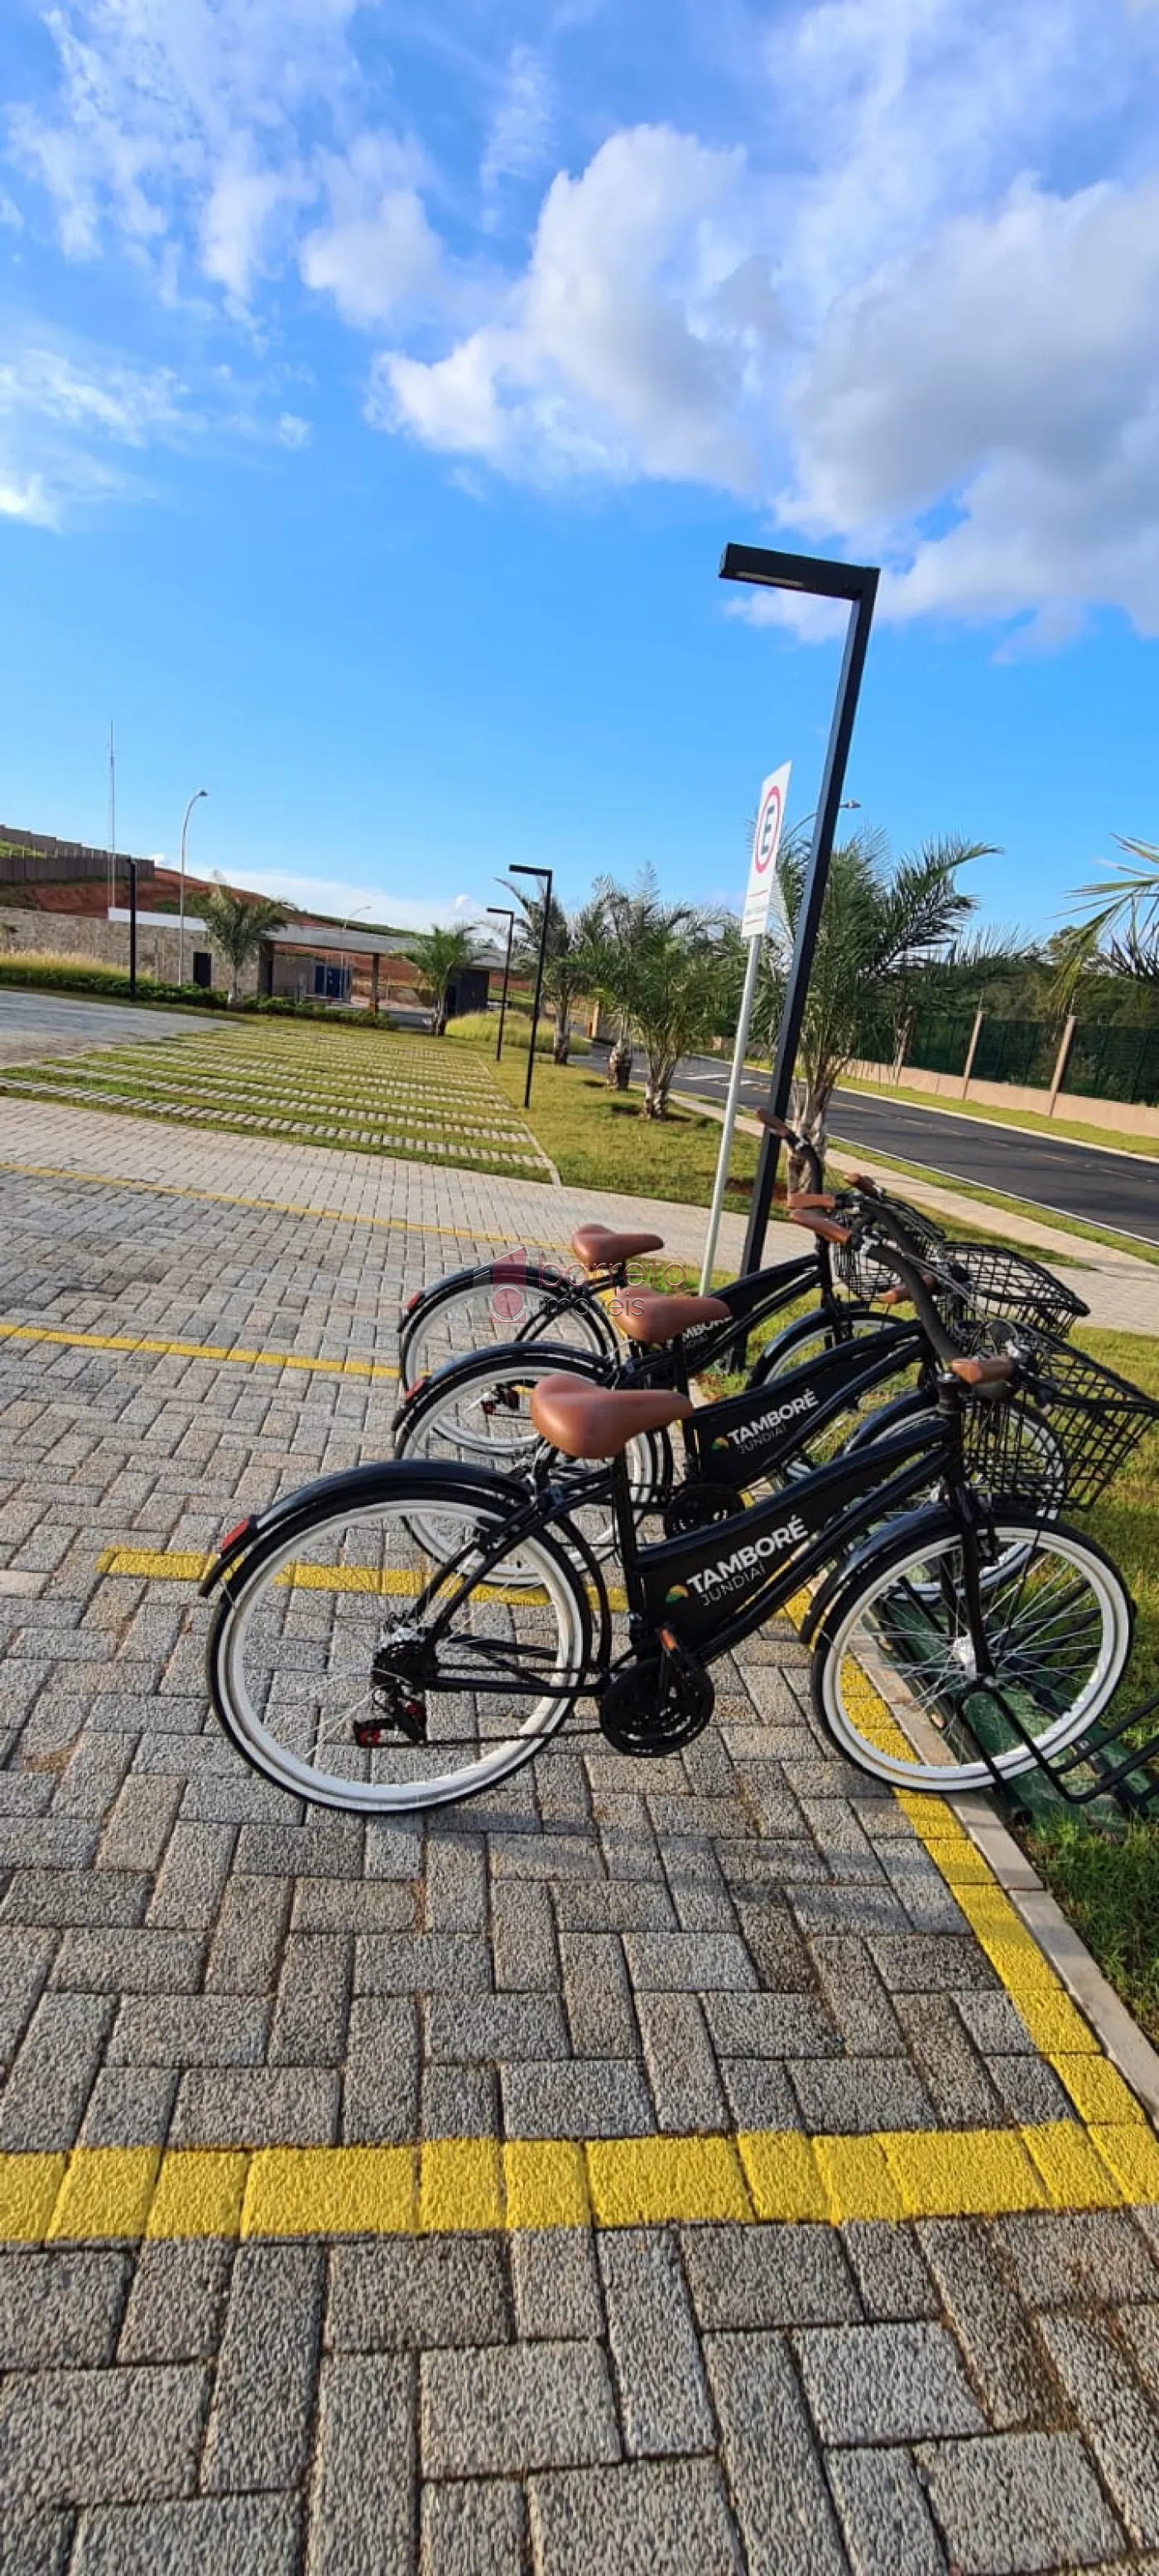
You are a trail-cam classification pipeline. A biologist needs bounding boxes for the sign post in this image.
[699,763,791,1292]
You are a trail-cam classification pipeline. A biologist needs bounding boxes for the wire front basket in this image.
[929,1245,1088,1340]
[981,1327,1159,1509]
[835,1196,946,1302]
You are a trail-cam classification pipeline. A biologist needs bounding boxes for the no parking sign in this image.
[743,762,791,940]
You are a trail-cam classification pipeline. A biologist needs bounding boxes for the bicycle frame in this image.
[410,1388,988,1696]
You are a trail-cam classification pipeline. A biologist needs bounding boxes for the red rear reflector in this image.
[220,1518,254,1553]
[660,1626,679,1652]
[404,1291,423,1313]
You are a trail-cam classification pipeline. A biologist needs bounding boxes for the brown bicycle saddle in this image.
[570,1223,665,1271]
[529,1374,694,1460]
[611,1290,731,1346]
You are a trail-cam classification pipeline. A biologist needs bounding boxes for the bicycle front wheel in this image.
[208,1478,591,1813]
[812,1514,1132,1794]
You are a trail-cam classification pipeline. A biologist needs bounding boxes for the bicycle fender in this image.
[198,1459,524,1598]
[398,1254,572,1336]
[800,1500,960,1645]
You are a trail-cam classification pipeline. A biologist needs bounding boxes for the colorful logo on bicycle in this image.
[665,1584,690,1605]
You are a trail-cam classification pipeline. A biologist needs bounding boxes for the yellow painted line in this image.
[0,1156,566,1253]
[3,2118,1154,2246]
[0,1320,397,1382]
[98,1546,630,1614]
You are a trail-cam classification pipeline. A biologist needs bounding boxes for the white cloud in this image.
[378,125,779,488]
[277,411,311,448]
[231,866,488,931]
[300,134,445,330]
[0,472,56,526]
[481,44,553,212]
[786,174,1159,635]
[0,346,191,445]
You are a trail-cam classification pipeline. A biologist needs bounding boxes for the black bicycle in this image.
[395,1113,979,1390]
[203,1223,1143,1815]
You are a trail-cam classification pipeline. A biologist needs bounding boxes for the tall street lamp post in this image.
[487,906,516,1062]
[718,544,878,1278]
[177,788,208,989]
[509,865,553,1108]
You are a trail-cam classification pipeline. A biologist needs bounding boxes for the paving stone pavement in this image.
[2,1103,1159,2574]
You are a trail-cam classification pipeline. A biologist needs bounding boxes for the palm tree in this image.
[1056,836,1159,998]
[200,888,287,1008]
[627,912,733,1118]
[408,926,478,1036]
[500,884,602,1063]
[758,828,988,1167]
[589,869,685,1090]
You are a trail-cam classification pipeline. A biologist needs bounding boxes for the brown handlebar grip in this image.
[755,1109,793,1139]
[790,1210,853,1246]
[878,1286,911,1309]
[950,1354,1016,1387]
[786,1191,836,1211]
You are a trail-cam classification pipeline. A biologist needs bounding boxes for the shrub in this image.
[445,1010,589,1056]
[0,956,228,1007]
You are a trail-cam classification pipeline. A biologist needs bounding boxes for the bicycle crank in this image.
[599,1630,714,1757]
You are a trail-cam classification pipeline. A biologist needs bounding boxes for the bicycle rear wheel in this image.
[812,1513,1132,1794]
[401,1265,616,1386]
[394,1346,671,1566]
[208,1478,591,1813]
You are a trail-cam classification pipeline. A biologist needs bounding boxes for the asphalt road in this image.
[665,1047,1159,1248]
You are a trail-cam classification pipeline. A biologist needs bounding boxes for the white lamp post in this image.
[177,788,208,988]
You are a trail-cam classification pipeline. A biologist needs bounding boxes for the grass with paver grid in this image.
[4,1142,1159,2568]
[0,1023,554,1181]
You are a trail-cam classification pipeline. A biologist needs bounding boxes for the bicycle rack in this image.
[973,1683,1159,1825]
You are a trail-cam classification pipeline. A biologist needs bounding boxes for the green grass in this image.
[1019,1324,1159,2039]
[842,1070,1159,1163]
[829,1135,1159,1269]
[0,1023,554,1182]
[445,1011,590,1057]
[491,1049,763,1211]
[1023,1820,1159,2043]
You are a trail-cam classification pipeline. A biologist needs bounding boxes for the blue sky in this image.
[2,0,1158,934]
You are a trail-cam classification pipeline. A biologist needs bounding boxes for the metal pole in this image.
[510,866,553,1108]
[178,788,207,988]
[700,931,762,1292]
[737,570,878,1275]
[127,858,138,1000]
[488,908,516,1061]
[960,1004,985,1097]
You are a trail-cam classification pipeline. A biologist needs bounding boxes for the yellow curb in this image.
[504,2140,589,2231]
[1052,2055,1147,2128]
[0,2121,1142,2242]
[815,2134,904,2222]
[49,2146,160,2241]
[882,2127,1047,2218]
[587,2135,753,2227]
[0,2152,67,2241]
[242,2145,416,2237]
[1012,1990,1100,2056]
[420,2138,504,2234]
[1086,2123,1159,2201]
[147,2150,251,2240]
[0,1155,566,1251]
[0,1319,397,1382]
[1022,2121,1125,2210]
[737,2131,827,2223]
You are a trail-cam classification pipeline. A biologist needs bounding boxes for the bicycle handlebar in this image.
[753,1105,825,1196]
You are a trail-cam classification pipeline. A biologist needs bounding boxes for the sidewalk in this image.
[2,1100,1159,2573]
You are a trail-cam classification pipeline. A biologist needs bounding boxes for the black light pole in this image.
[127,857,138,1001]
[509,864,553,1108]
[719,544,879,1276]
[487,906,516,1062]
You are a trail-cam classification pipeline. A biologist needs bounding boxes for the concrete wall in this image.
[0,909,259,995]
[844,1055,1159,1142]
